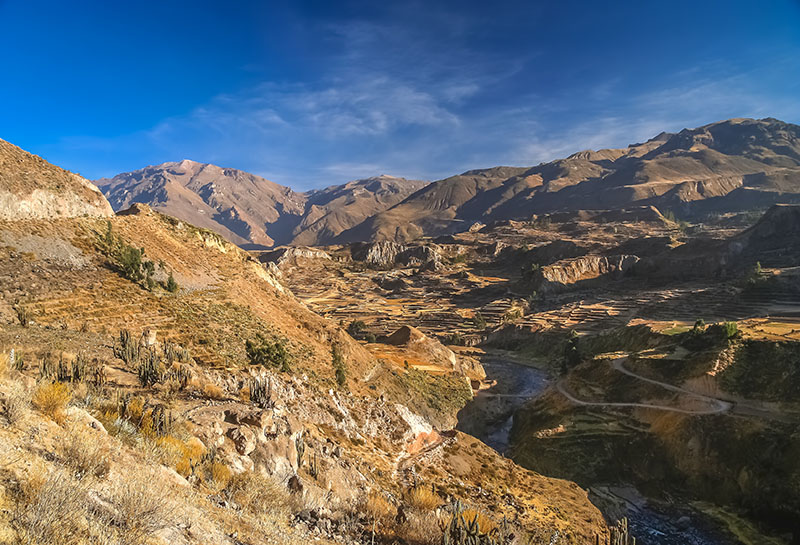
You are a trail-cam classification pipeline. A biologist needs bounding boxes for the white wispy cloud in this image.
[51,21,800,189]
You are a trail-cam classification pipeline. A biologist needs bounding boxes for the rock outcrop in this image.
[0,138,113,219]
[535,255,640,293]
[383,325,485,380]
[258,246,332,268]
[351,241,443,270]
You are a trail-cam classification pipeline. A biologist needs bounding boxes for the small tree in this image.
[332,344,347,387]
[165,272,179,293]
[118,245,145,283]
[347,320,367,338]
[562,330,581,373]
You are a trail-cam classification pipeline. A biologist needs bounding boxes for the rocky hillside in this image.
[96,163,426,248]
[353,118,800,242]
[0,138,112,219]
[0,141,609,544]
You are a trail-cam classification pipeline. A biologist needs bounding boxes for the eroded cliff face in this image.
[535,254,640,293]
[351,241,443,270]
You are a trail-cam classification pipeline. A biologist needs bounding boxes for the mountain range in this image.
[97,117,800,246]
[97,163,426,248]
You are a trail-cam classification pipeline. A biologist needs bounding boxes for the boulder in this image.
[64,406,107,434]
[227,426,256,456]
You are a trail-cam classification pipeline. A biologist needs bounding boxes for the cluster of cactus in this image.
[39,352,56,380]
[308,451,319,479]
[598,518,635,545]
[89,364,107,389]
[295,430,306,468]
[250,376,273,409]
[441,501,511,545]
[137,348,164,387]
[39,352,90,383]
[163,363,192,390]
[114,329,140,365]
[162,342,191,365]
[149,404,174,437]
[9,348,24,371]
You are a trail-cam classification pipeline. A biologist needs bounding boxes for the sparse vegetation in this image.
[245,333,291,372]
[13,305,30,327]
[332,343,348,387]
[471,311,487,330]
[398,369,473,413]
[746,261,767,286]
[98,220,162,291]
[443,332,466,346]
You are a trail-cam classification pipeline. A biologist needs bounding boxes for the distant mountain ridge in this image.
[97,117,800,246]
[96,163,427,248]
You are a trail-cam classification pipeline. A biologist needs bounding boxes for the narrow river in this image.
[456,349,549,452]
[456,352,750,545]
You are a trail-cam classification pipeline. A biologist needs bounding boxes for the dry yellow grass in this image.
[223,471,290,518]
[457,508,498,534]
[200,381,225,400]
[364,490,395,522]
[404,485,442,511]
[32,382,71,424]
[202,461,233,491]
[155,435,206,477]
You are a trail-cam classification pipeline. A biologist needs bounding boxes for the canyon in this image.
[2,117,800,545]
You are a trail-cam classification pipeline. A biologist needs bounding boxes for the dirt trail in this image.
[557,358,732,415]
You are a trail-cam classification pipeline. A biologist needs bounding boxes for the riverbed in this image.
[455,349,549,452]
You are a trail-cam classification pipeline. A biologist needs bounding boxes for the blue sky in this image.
[1,0,799,189]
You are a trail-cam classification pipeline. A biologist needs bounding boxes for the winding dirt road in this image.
[557,358,733,415]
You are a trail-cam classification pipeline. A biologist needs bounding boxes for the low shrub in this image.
[1,383,28,425]
[60,427,111,480]
[107,470,178,545]
[32,382,71,424]
[13,469,87,545]
[222,471,290,518]
[245,334,291,372]
[14,305,31,327]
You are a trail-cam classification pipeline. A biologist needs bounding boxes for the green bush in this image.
[723,321,739,339]
[471,312,487,330]
[165,272,179,293]
[347,320,367,337]
[245,334,291,372]
[98,222,158,291]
